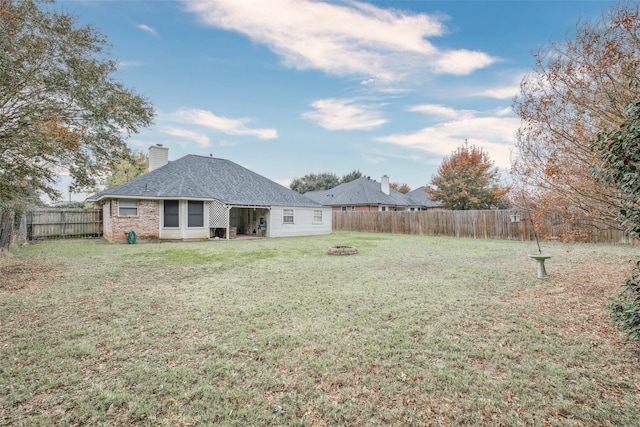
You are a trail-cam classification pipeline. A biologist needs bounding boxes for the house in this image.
[87,145,332,242]
[405,186,441,210]
[303,175,440,212]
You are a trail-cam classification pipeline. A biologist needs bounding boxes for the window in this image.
[351,206,355,212]
[283,208,294,224]
[188,201,204,227]
[118,199,138,216]
[341,206,347,212]
[164,200,179,227]
[313,209,322,223]
[380,206,387,212]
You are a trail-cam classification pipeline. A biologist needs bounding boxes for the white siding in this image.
[268,206,332,237]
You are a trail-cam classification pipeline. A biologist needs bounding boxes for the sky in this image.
[55,0,616,202]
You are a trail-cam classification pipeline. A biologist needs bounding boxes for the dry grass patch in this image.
[0,254,65,293]
[1,233,639,426]
[508,254,640,350]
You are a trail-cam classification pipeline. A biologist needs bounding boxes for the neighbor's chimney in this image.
[381,175,390,195]
[149,144,169,172]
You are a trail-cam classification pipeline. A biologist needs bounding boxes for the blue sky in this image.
[57,0,615,202]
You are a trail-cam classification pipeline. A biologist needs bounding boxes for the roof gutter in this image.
[88,195,219,203]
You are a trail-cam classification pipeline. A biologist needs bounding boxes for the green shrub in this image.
[609,259,640,340]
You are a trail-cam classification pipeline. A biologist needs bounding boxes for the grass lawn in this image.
[1,231,639,426]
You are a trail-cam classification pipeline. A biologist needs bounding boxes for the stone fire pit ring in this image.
[328,245,358,255]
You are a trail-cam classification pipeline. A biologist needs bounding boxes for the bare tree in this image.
[511,2,640,222]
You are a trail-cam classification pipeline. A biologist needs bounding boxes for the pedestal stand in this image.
[528,254,552,279]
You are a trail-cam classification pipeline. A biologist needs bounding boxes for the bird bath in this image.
[512,209,552,279]
[528,254,552,279]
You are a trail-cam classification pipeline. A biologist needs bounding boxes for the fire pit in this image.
[327,245,358,255]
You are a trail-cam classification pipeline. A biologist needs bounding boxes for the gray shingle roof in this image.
[405,186,441,208]
[304,177,417,207]
[87,155,321,207]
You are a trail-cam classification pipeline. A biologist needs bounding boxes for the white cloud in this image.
[494,106,514,116]
[472,72,526,99]
[162,127,210,147]
[361,152,386,164]
[137,24,159,37]
[477,85,520,99]
[435,49,496,75]
[302,98,387,130]
[169,108,278,140]
[376,110,519,169]
[182,0,496,83]
[408,104,473,119]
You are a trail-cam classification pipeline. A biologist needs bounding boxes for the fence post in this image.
[19,214,27,245]
[61,210,66,239]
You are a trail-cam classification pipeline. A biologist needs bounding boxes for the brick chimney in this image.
[381,175,390,195]
[149,144,169,172]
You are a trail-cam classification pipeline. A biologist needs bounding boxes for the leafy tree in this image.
[105,150,149,188]
[0,0,154,207]
[290,172,340,194]
[390,182,411,194]
[340,169,363,184]
[428,143,508,210]
[592,100,640,237]
[0,187,43,212]
[592,101,640,340]
[51,201,86,209]
[608,262,640,340]
[511,3,640,222]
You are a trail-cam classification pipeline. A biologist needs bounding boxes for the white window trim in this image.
[187,200,205,228]
[283,208,294,224]
[118,199,138,216]
[313,209,323,223]
[163,200,180,228]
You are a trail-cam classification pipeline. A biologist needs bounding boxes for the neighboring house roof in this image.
[304,177,416,208]
[405,186,441,209]
[87,154,321,208]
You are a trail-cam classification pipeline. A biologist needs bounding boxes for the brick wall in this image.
[103,199,159,243]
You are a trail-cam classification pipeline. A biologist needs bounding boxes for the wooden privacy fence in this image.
[27,209,102,240]
[0,211,16,251]
[332,210,635,244]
